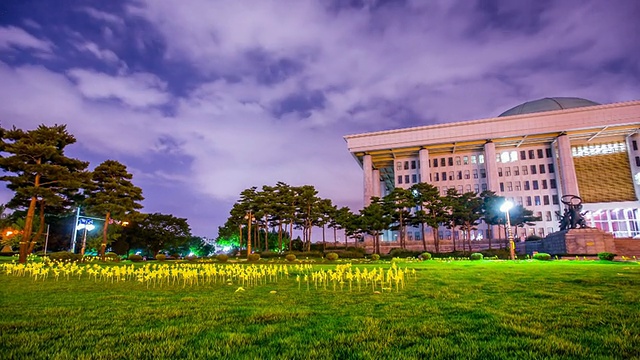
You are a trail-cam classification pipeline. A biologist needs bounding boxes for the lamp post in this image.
[244,210,255,259]
[500,200,515,260]
[77,219,96,256]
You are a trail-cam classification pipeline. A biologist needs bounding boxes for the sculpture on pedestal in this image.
[558,195,588,230]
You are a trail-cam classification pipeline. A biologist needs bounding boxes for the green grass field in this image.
[1,259,639,359]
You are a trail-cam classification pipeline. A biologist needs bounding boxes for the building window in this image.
[548,164,555,173]
[552,195,559,204]
[455,156,461,165]
[534,196,541,206]
[546,148,552,157]
[539,164,546,174]
[543,195,550,205]
[480,169,486,178]
[407,232,413,241]
[550,179,557,189]
[529,150,535,159]
[464,170,470,179]
[396,162,402,170]
[520,150,526,160]
[526,196,532,206]
[510,151,518,162]
[522,166,528,175]
[404,161,409,170]
[498,167,503,176]
[463,156,469,165]
[542,180,548,189]
[405,175,410,184]
[515,181,521,191]
[397,175,402,184]
[633,140,638,151]
[481,183,487,191]
[433,159,438,167]
[517,197,523,206]
[524,181,530,190]
[506,182,513,191]
[471,155,477,164]
[530,165,537,175]
[514,166,519,176]
[449,171,454,180]
[457,171,462,180]
[532,180,539,190]
[415,231,421,240]
[434,173,439,181]
[500,182,504,192]
[441,158,446,167]
[474,184,479,193]
[473,169,478,179]
[546,211,552,221]
[465,185,471,193]
[412,174,417,183]
[636,156,640,167]
[411,161,417,169]
[537,149,544,158]
[448,157,453,166]
[479,154,485,163]
[457,185,463,193]
[505,167,511,176]
[442,172,447,181]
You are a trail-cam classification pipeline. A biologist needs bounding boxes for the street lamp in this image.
[77,219,96,256]
[500,200,515,260]
[244,210,255,259]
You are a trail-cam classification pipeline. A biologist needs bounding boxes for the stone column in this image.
[419,148,430,183]
[628,132,640,200]
[372,169,381,198]
[557,133,580,197]
[483,141,499,192]
[363,154,374,206]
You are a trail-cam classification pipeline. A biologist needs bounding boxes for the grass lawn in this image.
[1,259,639,359]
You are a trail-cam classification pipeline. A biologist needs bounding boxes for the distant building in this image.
[344,98,640,243]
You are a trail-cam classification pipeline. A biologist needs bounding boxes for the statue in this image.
[558,195,588,230]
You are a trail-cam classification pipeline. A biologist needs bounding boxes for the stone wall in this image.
[613,239,640,257]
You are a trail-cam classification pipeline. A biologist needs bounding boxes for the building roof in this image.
[498,97,601,117]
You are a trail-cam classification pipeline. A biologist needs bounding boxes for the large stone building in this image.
[344,97,640,244]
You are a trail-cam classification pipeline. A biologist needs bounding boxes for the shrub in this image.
[370,253,380,261]
[421,252,432,260]
[105,252,120,262]
[247,253,261,262]
[128,254,143,262]
[285,253,297,262]
[526,235,543,242]
[388,248,423,258]
[333,250,365,259]
[217,254,229,263]
[533,252,551,261]
[470,253,484,260]
[48,251,83,262]
[185,255,198,262]
[156,254,167,261]
[597,252,616,261]
[258,251,279,259]
[325,252,339,261]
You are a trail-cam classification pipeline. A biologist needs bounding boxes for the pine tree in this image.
[0,124,89,263]
[84,160,143,260]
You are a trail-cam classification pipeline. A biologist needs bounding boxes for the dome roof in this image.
[498,97,600,117]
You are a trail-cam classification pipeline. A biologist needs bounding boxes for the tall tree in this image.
[480,191,505,249]
[294,185,320,252]
[84,160,143,260]
[410,183,443,252]
[122,213,191,256]
[359,197,392,255]
[452,192,484,254]
[383,187,415,249]
[0,124,89,263]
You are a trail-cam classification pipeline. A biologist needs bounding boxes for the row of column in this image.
[362,133,581,205]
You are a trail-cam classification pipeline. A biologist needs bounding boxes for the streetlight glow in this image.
[500,200,513,213]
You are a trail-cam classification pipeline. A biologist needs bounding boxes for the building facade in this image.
[344,98,640,243]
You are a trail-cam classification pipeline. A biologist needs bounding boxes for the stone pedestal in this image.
[528,228,617,255]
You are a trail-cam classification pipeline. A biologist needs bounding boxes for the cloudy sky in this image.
[1,0,638,237]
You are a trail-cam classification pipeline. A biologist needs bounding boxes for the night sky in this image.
[1,0,639,237]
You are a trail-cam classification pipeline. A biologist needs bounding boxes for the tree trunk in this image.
[238,224,243,252]
[322,225,326,252]
[421,223,427,252]
[433,227,440,253]
[28,200,46,254]
[288,221,293,251]
[452,229,457,252]
[100,211,111,260]
[333,227,337,248]
[278,221,283,252]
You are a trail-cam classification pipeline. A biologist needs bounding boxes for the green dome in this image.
[498,97,600,117]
